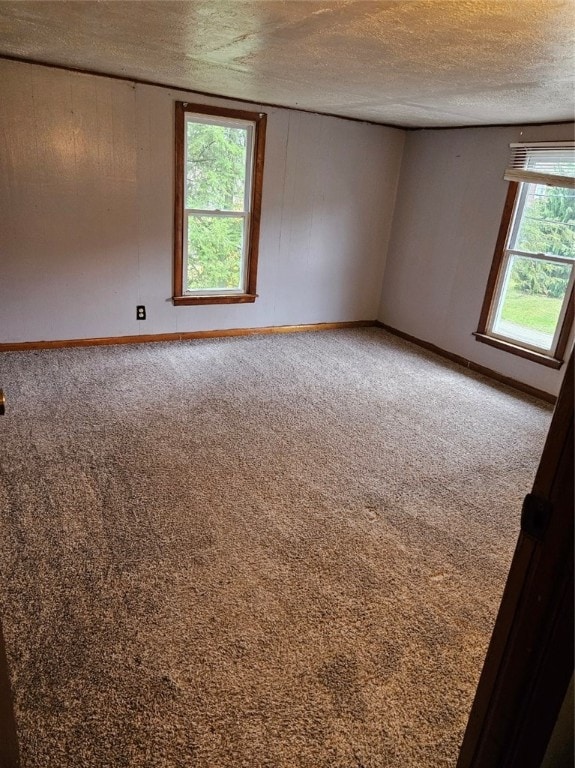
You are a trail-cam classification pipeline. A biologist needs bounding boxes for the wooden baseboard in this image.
[375,321,557,405]
[0,320,375,353]
[0,320,557,404]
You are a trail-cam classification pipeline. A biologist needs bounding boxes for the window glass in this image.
[185,120,249,212]
[186,215,244,292]
[513,185,575,258]
[489,183,574,355]
[492,254,572,352]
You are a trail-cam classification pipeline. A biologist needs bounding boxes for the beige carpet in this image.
[0,328,551,767]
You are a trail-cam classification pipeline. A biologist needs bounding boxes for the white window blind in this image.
[504,142,575,189]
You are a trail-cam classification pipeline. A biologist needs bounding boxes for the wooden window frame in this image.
[173,102,266,306]
[475,182,574,368]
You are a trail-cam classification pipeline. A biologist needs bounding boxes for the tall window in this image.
[476,143,574,367]
[173,102,266,305]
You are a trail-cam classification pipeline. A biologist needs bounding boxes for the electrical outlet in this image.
[136,305,146,320]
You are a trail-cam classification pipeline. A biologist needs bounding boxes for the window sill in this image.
[172,294,257,306]
[473,332,563,369]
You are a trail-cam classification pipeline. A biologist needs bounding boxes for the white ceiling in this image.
[0,0,573,128]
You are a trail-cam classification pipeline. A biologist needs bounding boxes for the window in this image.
[476,143,575,368]
[173,102,266,305]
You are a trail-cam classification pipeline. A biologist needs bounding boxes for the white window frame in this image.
[182,113,255,297]
[486,182,575,358]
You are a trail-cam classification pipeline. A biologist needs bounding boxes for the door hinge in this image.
[521,493,552,541]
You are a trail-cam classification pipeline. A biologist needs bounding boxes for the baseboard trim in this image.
[375,321,557,405]
[0,320,375,353]
[1,320,557,404]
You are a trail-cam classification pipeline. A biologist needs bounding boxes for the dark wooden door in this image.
[0,618,20,768]
[458,353,574,767]
[0,387,20,768]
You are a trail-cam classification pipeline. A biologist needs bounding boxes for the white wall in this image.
[0,59,405,343]
[378,123,575,396]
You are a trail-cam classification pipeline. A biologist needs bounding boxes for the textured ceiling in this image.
[0,0,573,128]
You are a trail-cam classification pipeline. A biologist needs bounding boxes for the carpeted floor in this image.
[0,328,552,767]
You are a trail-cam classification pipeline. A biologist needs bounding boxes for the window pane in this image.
[513,184,575,259]
[186,215,245,292]
[185,120,248,211]
[493,254,572,351]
